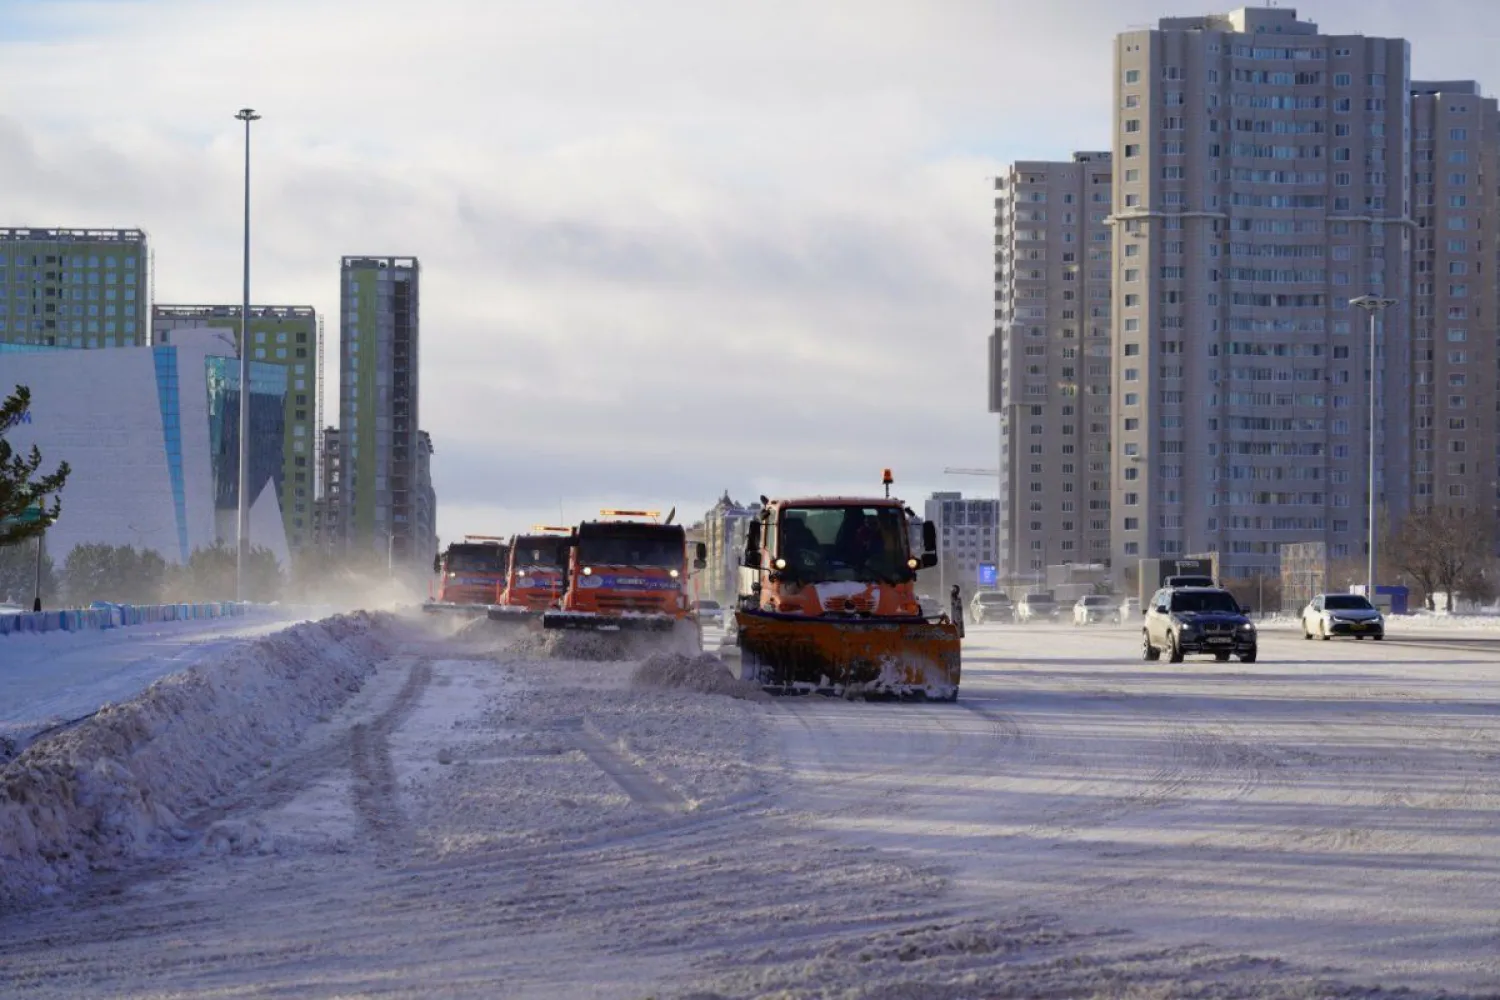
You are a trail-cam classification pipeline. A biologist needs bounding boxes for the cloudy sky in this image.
[2,0,1494,539]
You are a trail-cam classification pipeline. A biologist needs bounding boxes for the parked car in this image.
[1112,598,1139,624]
[695,599,725,627]
[969,591,1014,624]
[1143,586,1257,663]
[0,602,24,616]
[1016,592,1059,623]
[917,594,944,619]
[1073,595,1114,625]
[1301,593,1384,641]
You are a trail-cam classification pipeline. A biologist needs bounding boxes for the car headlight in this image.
[1239,622,1256,632]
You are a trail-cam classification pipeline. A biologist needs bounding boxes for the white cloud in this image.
[5,0,1498,538]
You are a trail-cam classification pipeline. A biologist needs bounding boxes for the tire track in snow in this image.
[350,657,432,857]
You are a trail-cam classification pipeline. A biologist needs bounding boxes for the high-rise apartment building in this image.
[1111,8,1413,579]
[1408,81,1500,518]
[153,305,322,551]
[338,256,423,568]
[312,426,344,553]
[991,153,1115,578]
[0,228,149,348]
[923,492,1000,592]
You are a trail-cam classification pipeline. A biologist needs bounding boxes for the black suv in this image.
[1142,586,1257,663]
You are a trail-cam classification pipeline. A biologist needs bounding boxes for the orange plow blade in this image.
[735,611,960,701]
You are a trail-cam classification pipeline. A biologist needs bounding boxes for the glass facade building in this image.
[152,305,320,551]
[205,357,288,526]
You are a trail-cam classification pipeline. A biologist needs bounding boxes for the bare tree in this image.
[1387,506,1493,612]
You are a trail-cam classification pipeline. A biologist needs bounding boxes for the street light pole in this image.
[32,530,43,612]
[1350,295,1396,604]
[234,108,260,602]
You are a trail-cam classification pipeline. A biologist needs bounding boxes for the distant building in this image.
[338,256,423,572]
[0,228,149,348]
[0,331,289,567]
[312,427,343,553]
[990,152,1114,579]
[700,491,757,604]
[414,430,438,573]
[152,304,322,551]
[923,492,999,592]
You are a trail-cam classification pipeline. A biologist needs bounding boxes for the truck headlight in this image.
[669,569,680,579]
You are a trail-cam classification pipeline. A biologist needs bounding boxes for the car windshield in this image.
[1082,597,1110,606]
[512,539,567,568]
[577,525,684,567]
[777,505,911,583]
[698,600,721,610]
[1025,596,1054,605]
[977,593,1011,604]
[446,546,507,573]
[1169,591,1239,614]
[1324,594,1374,610]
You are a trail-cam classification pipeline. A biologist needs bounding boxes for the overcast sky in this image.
[3,0,1496,539]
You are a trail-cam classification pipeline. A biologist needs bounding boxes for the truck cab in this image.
[740,497,937,618]
[546,511,707,631]
[498,530,572,612]
[431,538,509,606]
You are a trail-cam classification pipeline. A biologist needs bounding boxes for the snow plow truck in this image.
[734,471,961,700]
[423,536,510,615]
[487,526,573,623]
[542,509,707,650]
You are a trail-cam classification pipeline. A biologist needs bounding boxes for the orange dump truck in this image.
[487,527,573,622]
[423,536,510,614]
[542,510,706,645]
[733,472,960,700]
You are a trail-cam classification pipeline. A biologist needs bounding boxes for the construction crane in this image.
[943,467,999,477]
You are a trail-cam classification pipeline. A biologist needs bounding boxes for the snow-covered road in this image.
[0,608,310,748]
[2,614,1500,998]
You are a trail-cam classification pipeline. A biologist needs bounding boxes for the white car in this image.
[1112,598,1140,624]
[1073,595,1114,625]
[1016,593,1058,623]
[695,599,725,627]
[1301,593,1384,641]
[0,602,24,616]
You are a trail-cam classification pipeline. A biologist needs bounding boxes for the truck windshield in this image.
[1169,591,1239,614]
[512,539,566,568]
[577,527,683,567]
[778,505,911,583]
[446,547,507,573]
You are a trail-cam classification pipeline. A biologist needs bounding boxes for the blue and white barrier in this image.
[0,601,251,637]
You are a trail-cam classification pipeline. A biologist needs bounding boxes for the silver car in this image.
[1301,593,1384,641]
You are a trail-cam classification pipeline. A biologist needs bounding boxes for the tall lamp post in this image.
[1350,295,1396,604]
[235,108,260,602]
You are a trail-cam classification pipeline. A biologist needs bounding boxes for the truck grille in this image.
[597,596,669,614]
[822,594,874,614]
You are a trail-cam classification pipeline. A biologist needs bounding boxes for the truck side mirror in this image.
[922,521,937,553]
[922,553,938,568]
[696,542,707,562]
[432,555,441,573]
[743,521,762,567]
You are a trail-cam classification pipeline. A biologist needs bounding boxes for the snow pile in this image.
[632,651,769,701]
[0,612,395,907]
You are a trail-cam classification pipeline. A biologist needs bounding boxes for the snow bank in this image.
[0,612,395,907]
[632,651,769,701]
